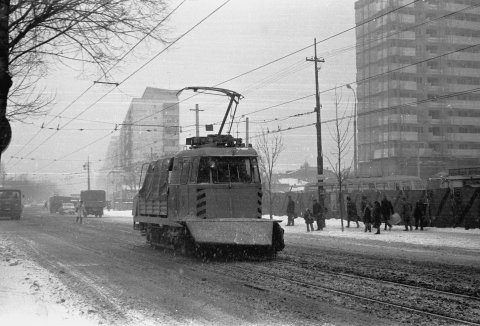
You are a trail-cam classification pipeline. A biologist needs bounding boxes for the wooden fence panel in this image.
[263,187,480,228]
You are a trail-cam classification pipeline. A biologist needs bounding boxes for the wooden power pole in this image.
[306,38,325,211]
[190,104,204,137]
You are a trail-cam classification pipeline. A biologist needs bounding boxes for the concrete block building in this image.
[354,0,480,178]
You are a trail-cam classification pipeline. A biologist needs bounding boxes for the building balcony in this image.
[428,135,446,142]
[428,118,443,125]
[381,114,418,124]
[391,80,417,90]
[447,51,480,62]
[444,100,478,109]
[446,133,480,142]
[445,3,475,11]
[447,149,480,157]
[383,132,418,141]
[446,35,480,45]
[447,116,480,125]
[444,67,480,78]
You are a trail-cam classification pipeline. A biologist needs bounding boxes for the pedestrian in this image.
[414,199,425,231]
[360,196,368,215]
[346,196,359,228]
[363,201,372,233]
[76,200,86,224]
[312,199,323,231]
[303,208,315,232]
[400,197,413,231]
[286,195,295,226]
[373,201,382,234]
[381,195,394,231]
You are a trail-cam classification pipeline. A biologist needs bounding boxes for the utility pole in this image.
[245,117,249,147]
[83,157,90,190]
[306,38,325,211]
[190,104,204,137]
[346,84,357,176]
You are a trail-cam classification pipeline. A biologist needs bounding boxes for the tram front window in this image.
[197,157,259,184]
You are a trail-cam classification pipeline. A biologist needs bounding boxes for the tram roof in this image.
[176,146,257,157]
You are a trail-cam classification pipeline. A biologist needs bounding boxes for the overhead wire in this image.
[11,1,479,167]
[5,0,189,166]
[126,0,423,127]
[28,0,233,173]
[249,86,480,139]
[13,0,469,174]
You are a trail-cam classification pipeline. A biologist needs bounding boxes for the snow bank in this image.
[267,215,480,250]
[0,238,98,326]
[103,209,133,218]
[103,211,480,250]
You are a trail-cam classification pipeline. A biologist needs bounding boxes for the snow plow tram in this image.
[133,87,284,257]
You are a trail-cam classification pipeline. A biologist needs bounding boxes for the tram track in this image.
[199,258,480,326]
[9,211,480,325]
[281,245,480,298]
[278,255,480,301]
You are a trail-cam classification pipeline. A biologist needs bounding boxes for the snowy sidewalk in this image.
[103,210,480,251]
[274,215,480,250]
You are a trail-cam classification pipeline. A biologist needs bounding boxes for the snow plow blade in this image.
[185,218,275,246]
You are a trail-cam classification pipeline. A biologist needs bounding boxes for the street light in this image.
[346,84,357,177]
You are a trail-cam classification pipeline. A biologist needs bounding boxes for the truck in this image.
[0,189,23,219]
[80,190,106,218]
[48,195,73,214]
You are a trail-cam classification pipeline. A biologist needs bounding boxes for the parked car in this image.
[59,202,76,215]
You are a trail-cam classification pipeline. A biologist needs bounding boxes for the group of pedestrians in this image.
[292,194,426,234]
[287,196,325,232]
[357,195,426,234]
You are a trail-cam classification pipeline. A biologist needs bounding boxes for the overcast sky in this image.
[3,0,357,193]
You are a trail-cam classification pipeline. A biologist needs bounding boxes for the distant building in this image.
[120,87,180,169]
[354,0,480,179]
[101,88,180,207]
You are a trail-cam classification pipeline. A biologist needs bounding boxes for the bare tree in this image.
[0,161,5,185]
[255,128,284,219]
[326,88,353,231]
[0,0,170,123]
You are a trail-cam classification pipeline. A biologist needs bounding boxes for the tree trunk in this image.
[0,0,10,119]
[268,182,273,219]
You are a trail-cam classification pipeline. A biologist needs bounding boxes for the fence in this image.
[263,187,480,229]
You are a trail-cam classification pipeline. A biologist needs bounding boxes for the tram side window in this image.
[190,158,199,183]
[170,158,181,184]
[251,157,260,183]
[180,160,190,184]
[197,157,211,183]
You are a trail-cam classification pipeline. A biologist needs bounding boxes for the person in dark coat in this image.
[380,195,394,231]
[373,201,382,234]
[363,201,372,233]
[360,196,368,216]
[400,197,413,231]
[346,196,359,228]
[414,199,425,231]
[312,199,323,231]
[303,208,315,232]
[286,195,295,226]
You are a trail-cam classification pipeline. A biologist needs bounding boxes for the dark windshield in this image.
[197,157,260,184]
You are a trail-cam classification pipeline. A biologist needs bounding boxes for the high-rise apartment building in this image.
[120,87,180,170]
[355,0,480,178]
[101,87,180,202]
